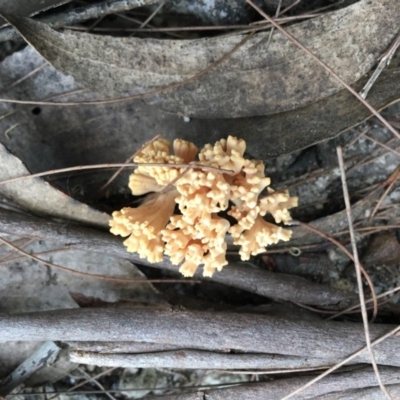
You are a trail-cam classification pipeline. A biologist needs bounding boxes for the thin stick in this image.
[0,236,199,284]
[360,33,400,99]
[96,133,161,193]
[281,324,400,400]
[369,165,400,221]
[0,63,46,95]
[64,13,319,33]
[298,221,378,320]
[112,11,183,38]
[246,0,400,141]
[279,0,301,16]
[344,126,370,150]
[337,146,391,399]
[137,1,164,29]
[0,161,234,186]
[158,166,191,194]
[0,247,71,264]
[364,135,400,158]
[328,284,400,321]
[47,368,117,400]
[0,32,255,107]
[76,367,117,400]
[0,237,36,263]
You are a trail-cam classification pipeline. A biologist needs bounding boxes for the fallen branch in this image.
[69,349,335,371]
[145,367,400,400]
[1,307,400,367]
[0,207,356,308]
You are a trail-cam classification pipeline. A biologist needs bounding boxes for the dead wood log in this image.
[145,367,400,400]
[0,207,355,308]
[69,349,334,371]
[1,307,400,367]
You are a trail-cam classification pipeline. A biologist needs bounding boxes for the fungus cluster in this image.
[110,136,298,277]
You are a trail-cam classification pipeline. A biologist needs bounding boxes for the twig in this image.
[47,367,117,400]
[0,207,356,307]
[135,1,164,29]
[0,63,46,95]
[281,324,400,400]
[0,161,235,187]
[337,146,391,399]
[369,164,400,221]
[96,133,161,193]
[75,367,117,400]
[279,0,301,16]
[364,134,400,158]
[344,126,370,150]
[0,0,161,43]
[158,166,191,194]
[360,33,400,99]
[297,221,378,319]
[0,235,199,284]
[246,0,400,141]
[1,307,399,364]
[328,284,400,321]
[64,13,319,33]
[0,342,60,397]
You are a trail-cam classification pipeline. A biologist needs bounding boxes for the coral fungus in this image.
[110,136,298,277]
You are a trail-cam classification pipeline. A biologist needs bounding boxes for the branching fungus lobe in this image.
[110,136,298,277]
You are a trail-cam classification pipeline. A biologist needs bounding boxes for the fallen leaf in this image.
[0,141,110,227]
[363,232,400,266]
[0,0,70,27]
[2,0,399,118]
[0,46,399,181]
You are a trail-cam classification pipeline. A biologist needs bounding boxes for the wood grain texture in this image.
[144,368,400,400]
[203,368,400,400]
[0,207,356,307]
[1,307,400,367]
[69,349,333,370]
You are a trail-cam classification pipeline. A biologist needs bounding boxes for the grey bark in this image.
[69,349,334,370]
[66,341,199,354]
[0,207,356,308]
[1,307,400,367]
[0,341,60,396]
[145,367,400,400]
[0,0,160,42]
[0,0,71,28]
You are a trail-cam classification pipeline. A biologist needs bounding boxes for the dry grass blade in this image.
[336,146,391,399]
[364,134,400,158]
[281,324,400,400]
[279,0,301,16]
[369,164,400,221]
[46,367,117,400]
[96,133,161,193]
[246,0,400,141]
[135,1,164,30]
[327,284,400,321]
[0,161,234,186]
[0,63,46,95]
[76,367,117,400]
